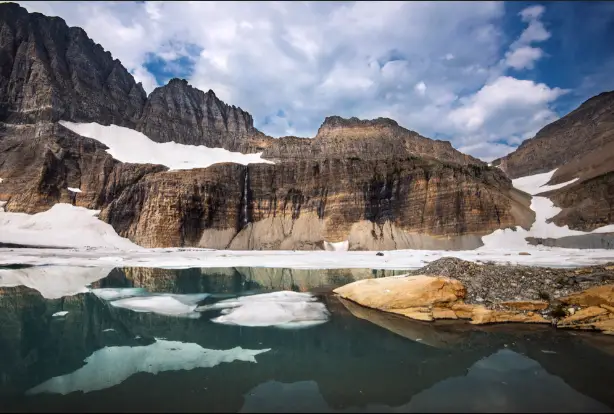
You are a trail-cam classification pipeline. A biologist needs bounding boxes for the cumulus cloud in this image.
[14,1,569,161]
[503,4,550,71]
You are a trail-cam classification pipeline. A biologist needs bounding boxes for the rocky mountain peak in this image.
[0,2,147,126]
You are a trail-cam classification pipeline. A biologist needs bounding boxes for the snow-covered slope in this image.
[27,340,270,395]
[0,203,142,250]
[481,169,614,249]
[60,121,274,170]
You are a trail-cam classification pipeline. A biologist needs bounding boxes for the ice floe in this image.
[110,293,210,318]
[27,339,271,395]
[60,121,274,171]
[198,291,330,328]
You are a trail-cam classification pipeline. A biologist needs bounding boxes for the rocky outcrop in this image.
[334,258,614,333]
[334,275,549,325]
[541,171,614,231]
[0,3,146,126]
[136,79,266,150]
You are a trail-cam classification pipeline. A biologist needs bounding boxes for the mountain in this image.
[0,3,533,250]
[493,91,614,232]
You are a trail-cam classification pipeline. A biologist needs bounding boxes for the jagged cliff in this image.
[0,3,534,250]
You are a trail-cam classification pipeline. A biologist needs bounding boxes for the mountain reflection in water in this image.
[0,265,613,413]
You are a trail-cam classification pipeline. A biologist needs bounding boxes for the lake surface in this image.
[1,266,614,413]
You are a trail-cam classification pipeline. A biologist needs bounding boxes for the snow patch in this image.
[198,291,330,328]
[110,293,210,318]
[60,121,274,171]
[0,203,142,250]
[0,200,6,212]
[67,187,82,193]
[323,240,349,252]
[0,266,112,299]
[27,339,271,395]
[52,311,69,317]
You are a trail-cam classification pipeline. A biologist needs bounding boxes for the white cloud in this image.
[414,81,427,96]
[446,76,567,159]
[519,4,545,22]
[503,4,550,71]
[13,1,569,161]
[504,46,544,70]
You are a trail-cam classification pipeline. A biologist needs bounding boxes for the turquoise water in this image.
[0,266,613,412]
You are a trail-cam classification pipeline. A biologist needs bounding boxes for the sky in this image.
[14,1,614,161]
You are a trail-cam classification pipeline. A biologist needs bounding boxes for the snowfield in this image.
[59,121,274,170]
[481,169,614,250]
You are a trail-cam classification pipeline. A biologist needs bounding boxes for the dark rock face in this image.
[542,171,614,232]
[0,3,146,126]
[136,79,263,150]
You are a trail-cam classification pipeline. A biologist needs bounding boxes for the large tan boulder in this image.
[333,275,466,312]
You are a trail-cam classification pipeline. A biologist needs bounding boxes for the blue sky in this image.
[15,1,614,160]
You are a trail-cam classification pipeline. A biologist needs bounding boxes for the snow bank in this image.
[0,203,142,250]
[198,291,330,328]
[481,169,614,249]
[60,121,274,171]
[323,240,349,252]
[27,339,271,395]
[0,266,112,299]
[110,293,209,318]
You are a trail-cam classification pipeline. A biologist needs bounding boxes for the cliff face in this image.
[98,158,530,249]
[0,3,146,127]
[0,3,534,250]
[136,79,264,150]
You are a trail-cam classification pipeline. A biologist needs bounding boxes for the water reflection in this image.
[0,266,613,413]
